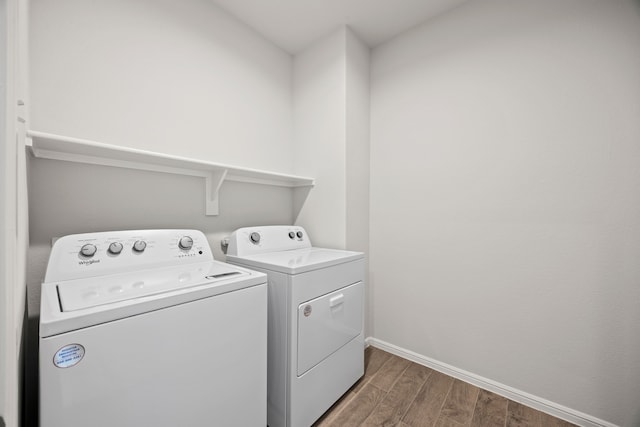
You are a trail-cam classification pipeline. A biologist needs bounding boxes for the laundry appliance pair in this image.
[39,226,364,427]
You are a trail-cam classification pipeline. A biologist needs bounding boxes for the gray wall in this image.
[27,159,295,268]
[369,1,640,426]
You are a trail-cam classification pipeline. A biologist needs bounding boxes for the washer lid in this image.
[40,260,267,338]
[226,247,363,274]
[56,261,248,312]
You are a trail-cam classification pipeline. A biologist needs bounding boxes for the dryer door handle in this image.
[329,293,344,308]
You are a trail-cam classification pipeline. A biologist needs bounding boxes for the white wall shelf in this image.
[26,130,315,215]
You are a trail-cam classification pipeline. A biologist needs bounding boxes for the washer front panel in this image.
[40,284,267,427]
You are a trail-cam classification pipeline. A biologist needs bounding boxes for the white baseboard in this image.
[366,337,617,427]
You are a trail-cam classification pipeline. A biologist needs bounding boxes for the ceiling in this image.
[210,0,469,53]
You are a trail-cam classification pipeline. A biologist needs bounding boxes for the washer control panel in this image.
[226,226,311,257]
[45,229,213,283]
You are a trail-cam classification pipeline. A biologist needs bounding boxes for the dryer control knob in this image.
[288,231,295,239]
[178,236,194,250]
[80,243,97,257]
[296,231,304,239]
[250,232,261,244]
[132,240,147,253]
[108,242,123,255]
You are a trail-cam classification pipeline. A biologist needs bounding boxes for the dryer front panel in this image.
[296,281,363,376]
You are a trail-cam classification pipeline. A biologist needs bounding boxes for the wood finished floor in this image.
[313,347,576,427]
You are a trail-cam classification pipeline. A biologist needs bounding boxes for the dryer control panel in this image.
[227,226,312,257]
[45,229,213,283]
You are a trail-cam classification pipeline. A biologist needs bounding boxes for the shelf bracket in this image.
[205,169,228,215]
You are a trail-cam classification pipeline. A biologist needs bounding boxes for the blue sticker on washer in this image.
[53,344,85,368]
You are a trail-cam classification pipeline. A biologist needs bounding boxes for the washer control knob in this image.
[288,231,295,239]
[178,236,194,250]
[80,243,97,257]
[250,232,261,244]
[132,240,147,253]
[108,242,123,255]
[296,231,304,239]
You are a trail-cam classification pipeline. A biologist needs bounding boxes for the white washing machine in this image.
[226,226,365,427]
[39,229,268,427]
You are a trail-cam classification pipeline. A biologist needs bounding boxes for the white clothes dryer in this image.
[39,229,267,427]
[226,226,365,427]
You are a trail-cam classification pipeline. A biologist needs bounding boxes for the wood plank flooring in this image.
[313,347,576,427]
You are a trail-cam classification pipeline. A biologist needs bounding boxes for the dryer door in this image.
[297,281,363,376]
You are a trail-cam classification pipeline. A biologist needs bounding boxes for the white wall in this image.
[30,0,293,172]
[293,28,347,248]
[345,31,370,255]
[370,1,640,426]
[293,27,370,254]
